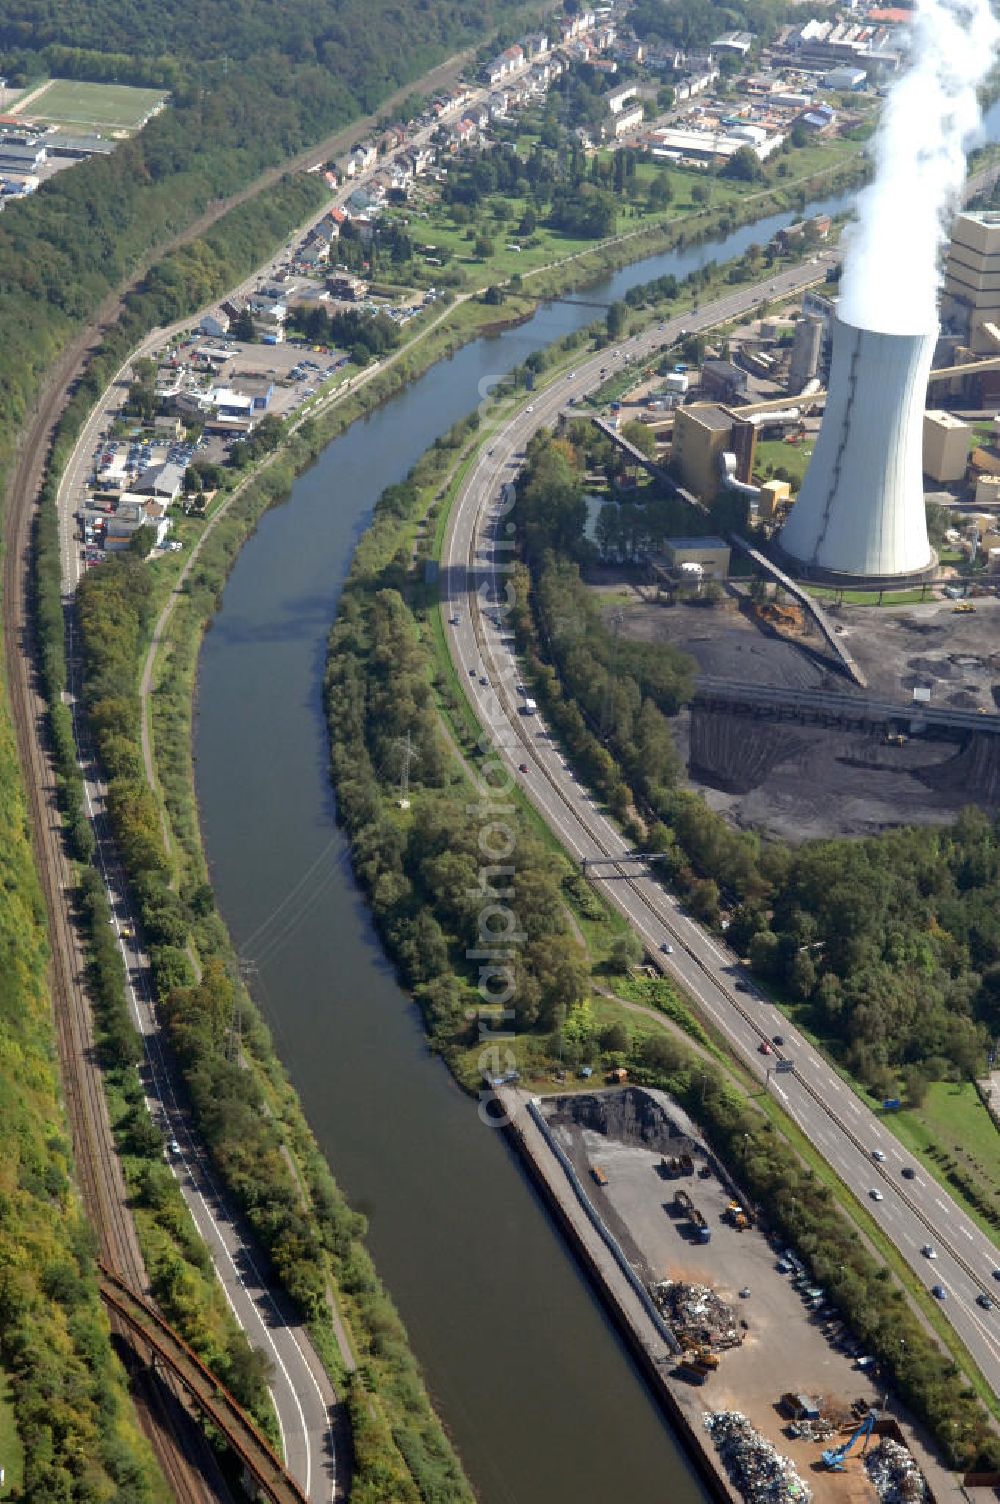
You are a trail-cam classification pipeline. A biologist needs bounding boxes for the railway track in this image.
[2,309,230,1502]
[466,497,999,1316]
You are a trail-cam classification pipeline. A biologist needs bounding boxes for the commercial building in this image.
[942,211,1000,354]
[922,410,970,484]
[822,65,867,89]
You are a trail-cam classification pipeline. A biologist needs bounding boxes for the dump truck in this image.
[689,1206,712,1243]
[661,1155,682,1177]
[591,1166,609,1187]
[674,1189,694,1215]
[677,1358,713,1384]
[678,1152,694,1176]
[725,1201,750,1230]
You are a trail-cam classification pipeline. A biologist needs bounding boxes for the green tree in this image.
[606,301,628,339]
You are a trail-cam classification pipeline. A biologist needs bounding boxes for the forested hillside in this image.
[1,0,519,90]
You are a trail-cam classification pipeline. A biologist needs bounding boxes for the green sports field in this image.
[27,79,167,132]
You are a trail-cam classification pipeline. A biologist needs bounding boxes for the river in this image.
[192,183,873,1502]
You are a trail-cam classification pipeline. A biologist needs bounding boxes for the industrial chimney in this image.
[778,314,936,580]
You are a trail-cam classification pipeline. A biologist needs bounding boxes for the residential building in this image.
[607,82,639,114]
[610,103,644,138]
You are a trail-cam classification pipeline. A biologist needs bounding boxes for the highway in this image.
[440,257,1000,1400]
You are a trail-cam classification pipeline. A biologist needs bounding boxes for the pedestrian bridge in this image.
[99,1263,309,1504]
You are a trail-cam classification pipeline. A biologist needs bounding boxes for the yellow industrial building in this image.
[663,536,731,577]
[757,478,792,519]
[671,404,757,502]
[942,211,1000,354]
[922,410,971,484]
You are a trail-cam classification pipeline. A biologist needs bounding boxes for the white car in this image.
[871,1149,886,1162]
[921,1244,938,1260]
[869,1189,884,1201]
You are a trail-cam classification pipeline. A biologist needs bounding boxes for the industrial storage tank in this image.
[779,315,936,579]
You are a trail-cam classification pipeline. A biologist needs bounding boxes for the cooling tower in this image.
[779,315,936,580]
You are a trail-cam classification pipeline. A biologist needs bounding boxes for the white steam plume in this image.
[837,0,1000,335]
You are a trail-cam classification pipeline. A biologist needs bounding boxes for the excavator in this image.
[821,1409,877,1470]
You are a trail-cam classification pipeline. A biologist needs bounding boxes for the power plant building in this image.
[779,315,936,579]
[788,315,824,392]
[671,404,756,502]
[941,211,1000,354]
[922,410,970,484]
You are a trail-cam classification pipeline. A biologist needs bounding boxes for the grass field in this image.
[28,79,166,131]
[0,1373,24,1495]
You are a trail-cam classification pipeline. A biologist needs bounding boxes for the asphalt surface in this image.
[440,253,1000,1400]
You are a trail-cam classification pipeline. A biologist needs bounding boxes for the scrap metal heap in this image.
[705,1411,812,1504]
[651,1280,743,1350]
[864,1439,928,1504]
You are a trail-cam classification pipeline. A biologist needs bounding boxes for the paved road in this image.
[63,613,340,1501]
[440,255,1000,1400]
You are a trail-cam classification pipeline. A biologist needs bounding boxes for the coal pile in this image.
[705,1411,812,1504]
[864,1438,928,1504]
[652,1280,742,1349]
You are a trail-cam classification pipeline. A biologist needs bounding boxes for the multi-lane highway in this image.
[441,263,1000,1398]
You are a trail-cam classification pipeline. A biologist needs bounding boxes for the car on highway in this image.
[168,1138,181,1157]
[931,1284,947,1300]
[872,1149,886,1162]
[469,666,477,675]
[758,1041,773,1055]
[901,1166,916,1179]
[479,675,489,686]
[869,1188,884,1201]
[772,1035,784,1046]
[921,1245,938,1259]
[518,763,528,773]
[660,942,674,955]
[526,404,534,413]
[976,1293,992,1310]
[449,614,460,625]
